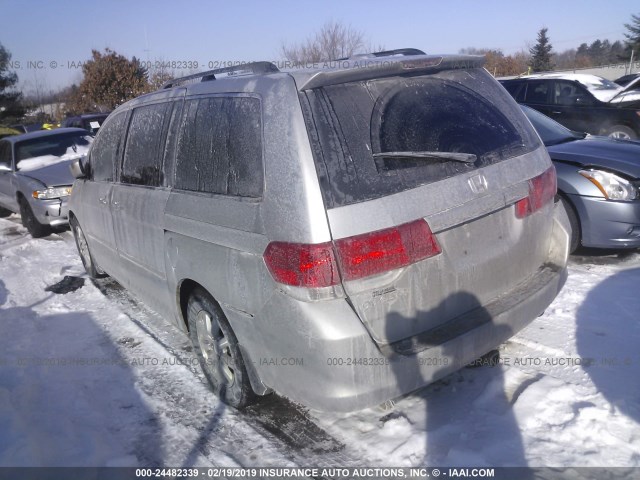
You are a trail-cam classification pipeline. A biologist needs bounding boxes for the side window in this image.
[0,141,11,169]
[121,102,171,187]
[502,82,525,102]
[90,112,126,182]
[552,82,594,107]
[575,86,595,106]
[524,81,550,104]
[175,96,263,197]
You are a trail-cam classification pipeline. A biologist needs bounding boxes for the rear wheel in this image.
[70,217,105,278]
[19,197,51,238]
[187,288,256,409]
[602,125,637,140]
[560,196,580,253]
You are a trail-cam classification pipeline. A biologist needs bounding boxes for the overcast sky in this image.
[2,0,638,93]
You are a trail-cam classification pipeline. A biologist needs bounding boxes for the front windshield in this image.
[520,105,581,146]
[15,133,93,171]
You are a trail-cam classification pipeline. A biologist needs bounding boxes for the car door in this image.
[0,140,17,211]
[110,99,179,313]
[548,80,597,133]
[522,80,554,117]
[78,110,127,277]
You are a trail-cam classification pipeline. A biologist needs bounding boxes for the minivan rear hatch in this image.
[299,64,556,347]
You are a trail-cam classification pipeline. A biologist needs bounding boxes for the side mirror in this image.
[70,156,89,179]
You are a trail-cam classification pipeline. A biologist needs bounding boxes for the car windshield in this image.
[15,132,93,171]
[521,105,584,146]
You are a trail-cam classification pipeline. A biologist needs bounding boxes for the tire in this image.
[70,217,105,278]
[19,197,52,238]
[187,288,256,409]
[560,196,580,254]
[0,206,12,218]
[602,125,637,140]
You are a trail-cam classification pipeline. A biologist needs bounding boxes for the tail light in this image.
[515,166,557,218]
[262,242,340,288]
[335,219,440,281]
[263,219,441,288]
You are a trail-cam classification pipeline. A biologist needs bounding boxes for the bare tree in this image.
[147,58,176,90]
[281,21,367,64]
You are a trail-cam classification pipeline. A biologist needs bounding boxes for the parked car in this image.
[61,113,110,134]
[68,51,569,411]
[501,73,640,140]
[0,128,92,237]
[521,104,640,252]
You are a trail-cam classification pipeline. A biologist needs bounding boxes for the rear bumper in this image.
[243,204,570,412]
[570,194,640,249]
[249,263,566,412]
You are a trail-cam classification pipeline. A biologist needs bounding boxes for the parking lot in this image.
[1,215,638,468]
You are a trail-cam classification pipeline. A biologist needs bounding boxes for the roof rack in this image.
[162,61,280,89]
[336,48,426,61]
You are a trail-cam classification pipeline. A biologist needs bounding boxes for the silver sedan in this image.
[0,128,92,237]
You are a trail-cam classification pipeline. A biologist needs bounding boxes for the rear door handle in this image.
[112,200,120,209]
[551,111,562,115]
[99,196,108,205]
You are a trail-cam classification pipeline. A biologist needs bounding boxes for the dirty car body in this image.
[68,52,570,411]
[0,128,92,236]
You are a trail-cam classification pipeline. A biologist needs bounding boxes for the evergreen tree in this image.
[623,13,640,59]
[0,43,25,123]
[529,28,554,72]
[588,40,606,65]
[609,41,625,62]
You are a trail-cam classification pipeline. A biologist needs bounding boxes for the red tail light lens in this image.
[515,166,557,218]
[263,241,340,288]
[335,219,441,281]
[263,219,441,288]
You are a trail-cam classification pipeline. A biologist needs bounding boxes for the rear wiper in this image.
[373,151,477,164]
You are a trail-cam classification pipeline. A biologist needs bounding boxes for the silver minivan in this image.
[69,50,570,411]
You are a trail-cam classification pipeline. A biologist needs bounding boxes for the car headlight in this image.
[32,186,72,200]
[578,170,637,201]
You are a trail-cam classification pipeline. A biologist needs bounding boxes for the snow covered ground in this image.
[1,214,639,469]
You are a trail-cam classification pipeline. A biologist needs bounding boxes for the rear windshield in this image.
[302,68,541,208]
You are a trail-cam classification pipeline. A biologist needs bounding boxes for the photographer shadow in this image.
[576,267,640,424]
[385,291,530,468]
[0,281,164,467]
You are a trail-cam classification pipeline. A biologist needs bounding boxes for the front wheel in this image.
[602,125,637,140]
[70,217,105,278]
[19,198,51,238]
[187,288,256,409]
[560,196,581,254]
